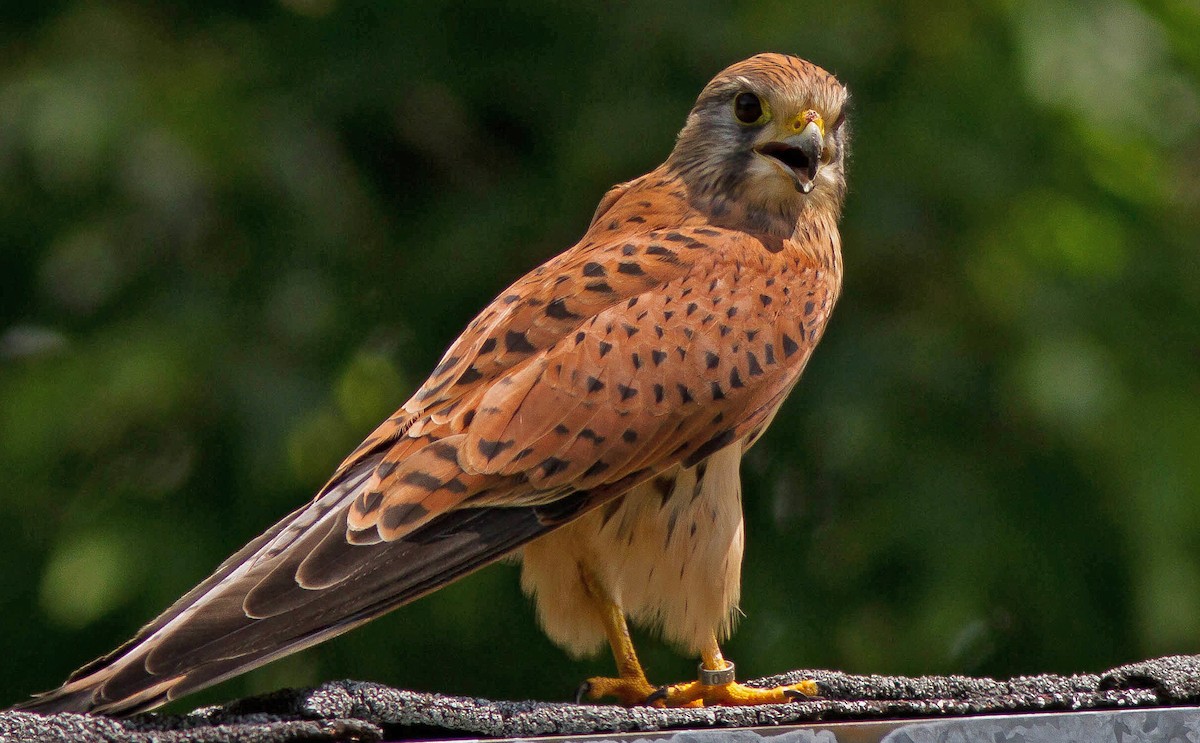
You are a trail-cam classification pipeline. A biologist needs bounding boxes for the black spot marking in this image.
[585,281,614,293]
[652,350,667,366]
[663,310,675,321]
[586,376,605,392]
[401,471,443,491]
[430,443,459,463]
[462,409,476,426]
[626,215,646,223]
[617,262,645,276]
[382,503,429,531]
[624,323,639,338]
[647,245,678,262]
[622,243,637,256]
[502,294,520,304]
[686,302,699,316]
[376,462,398,478]
[583,460,610,478]
[653,384,665,403]
[580,428,606,444]
[765,343,776,365]
[539,457,569,477]
[546,298,580,320]
[618,384,638,401]
[782,333,799,358]
[711,381,725,400]
[583,262,607,277]
[804,300,816,315]
[479,337,497,354]
[652,475,674,506]
[726,306,738,318]
[695,228,720,236]
[705,351,720,369]
[444,476,468,494]
[760,294,773,307]
[719,324,731,337]
[575,332,586,344]
[554,423,570,435]
[456,367,483,385]
[678,384,694,403]
[505,330,536,354]
[622,428,638,443]
[598,341,613,357]
[600,499,622,527]
[631,352,642,369]
[477,438,515,460]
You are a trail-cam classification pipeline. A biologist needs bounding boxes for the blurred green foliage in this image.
[2,0,1198,712]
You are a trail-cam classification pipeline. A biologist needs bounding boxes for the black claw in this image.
[574,681,593,704]
[783,686,823,701]
[644,685,670,704]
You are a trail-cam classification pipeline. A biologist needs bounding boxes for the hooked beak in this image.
[754,119,825,194]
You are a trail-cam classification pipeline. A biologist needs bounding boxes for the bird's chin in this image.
[749,155,818,199]
[753,152,818,194]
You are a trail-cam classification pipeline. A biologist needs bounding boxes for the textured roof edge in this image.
[3,654,1198,742]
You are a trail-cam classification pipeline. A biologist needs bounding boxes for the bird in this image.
[17,52,850,715]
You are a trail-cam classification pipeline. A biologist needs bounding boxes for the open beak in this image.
[754,119,825,194]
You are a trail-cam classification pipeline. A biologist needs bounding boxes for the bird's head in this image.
[667,53,850,233]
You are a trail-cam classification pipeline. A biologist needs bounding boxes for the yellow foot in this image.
[579,669,819,708]
[578,675,674,707]
[654,678,820,706]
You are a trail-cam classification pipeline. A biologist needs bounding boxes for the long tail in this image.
[15,452,587,716]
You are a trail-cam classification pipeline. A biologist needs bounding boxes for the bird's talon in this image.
[782,680,822,700]
[644,685,670,704]
[574,681,593,704]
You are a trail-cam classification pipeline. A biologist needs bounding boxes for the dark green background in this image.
[2,0,1198,712]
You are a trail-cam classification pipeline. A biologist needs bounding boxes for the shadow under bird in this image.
[17,52,850,714]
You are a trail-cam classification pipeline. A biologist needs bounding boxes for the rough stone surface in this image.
[4,654,1200,742]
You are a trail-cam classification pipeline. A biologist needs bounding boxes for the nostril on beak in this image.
[788,110,824,135]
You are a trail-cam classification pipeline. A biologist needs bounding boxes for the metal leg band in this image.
[698,660,735,685]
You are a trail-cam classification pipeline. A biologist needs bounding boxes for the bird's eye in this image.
[733,92,769,125]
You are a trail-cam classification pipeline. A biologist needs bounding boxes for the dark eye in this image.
[733,92,767,125]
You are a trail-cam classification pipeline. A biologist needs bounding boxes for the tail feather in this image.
[14,463,573,716]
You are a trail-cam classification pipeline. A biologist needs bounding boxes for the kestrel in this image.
[19,52,849,714]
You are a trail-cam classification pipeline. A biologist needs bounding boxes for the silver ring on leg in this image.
[698,661,735,686]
